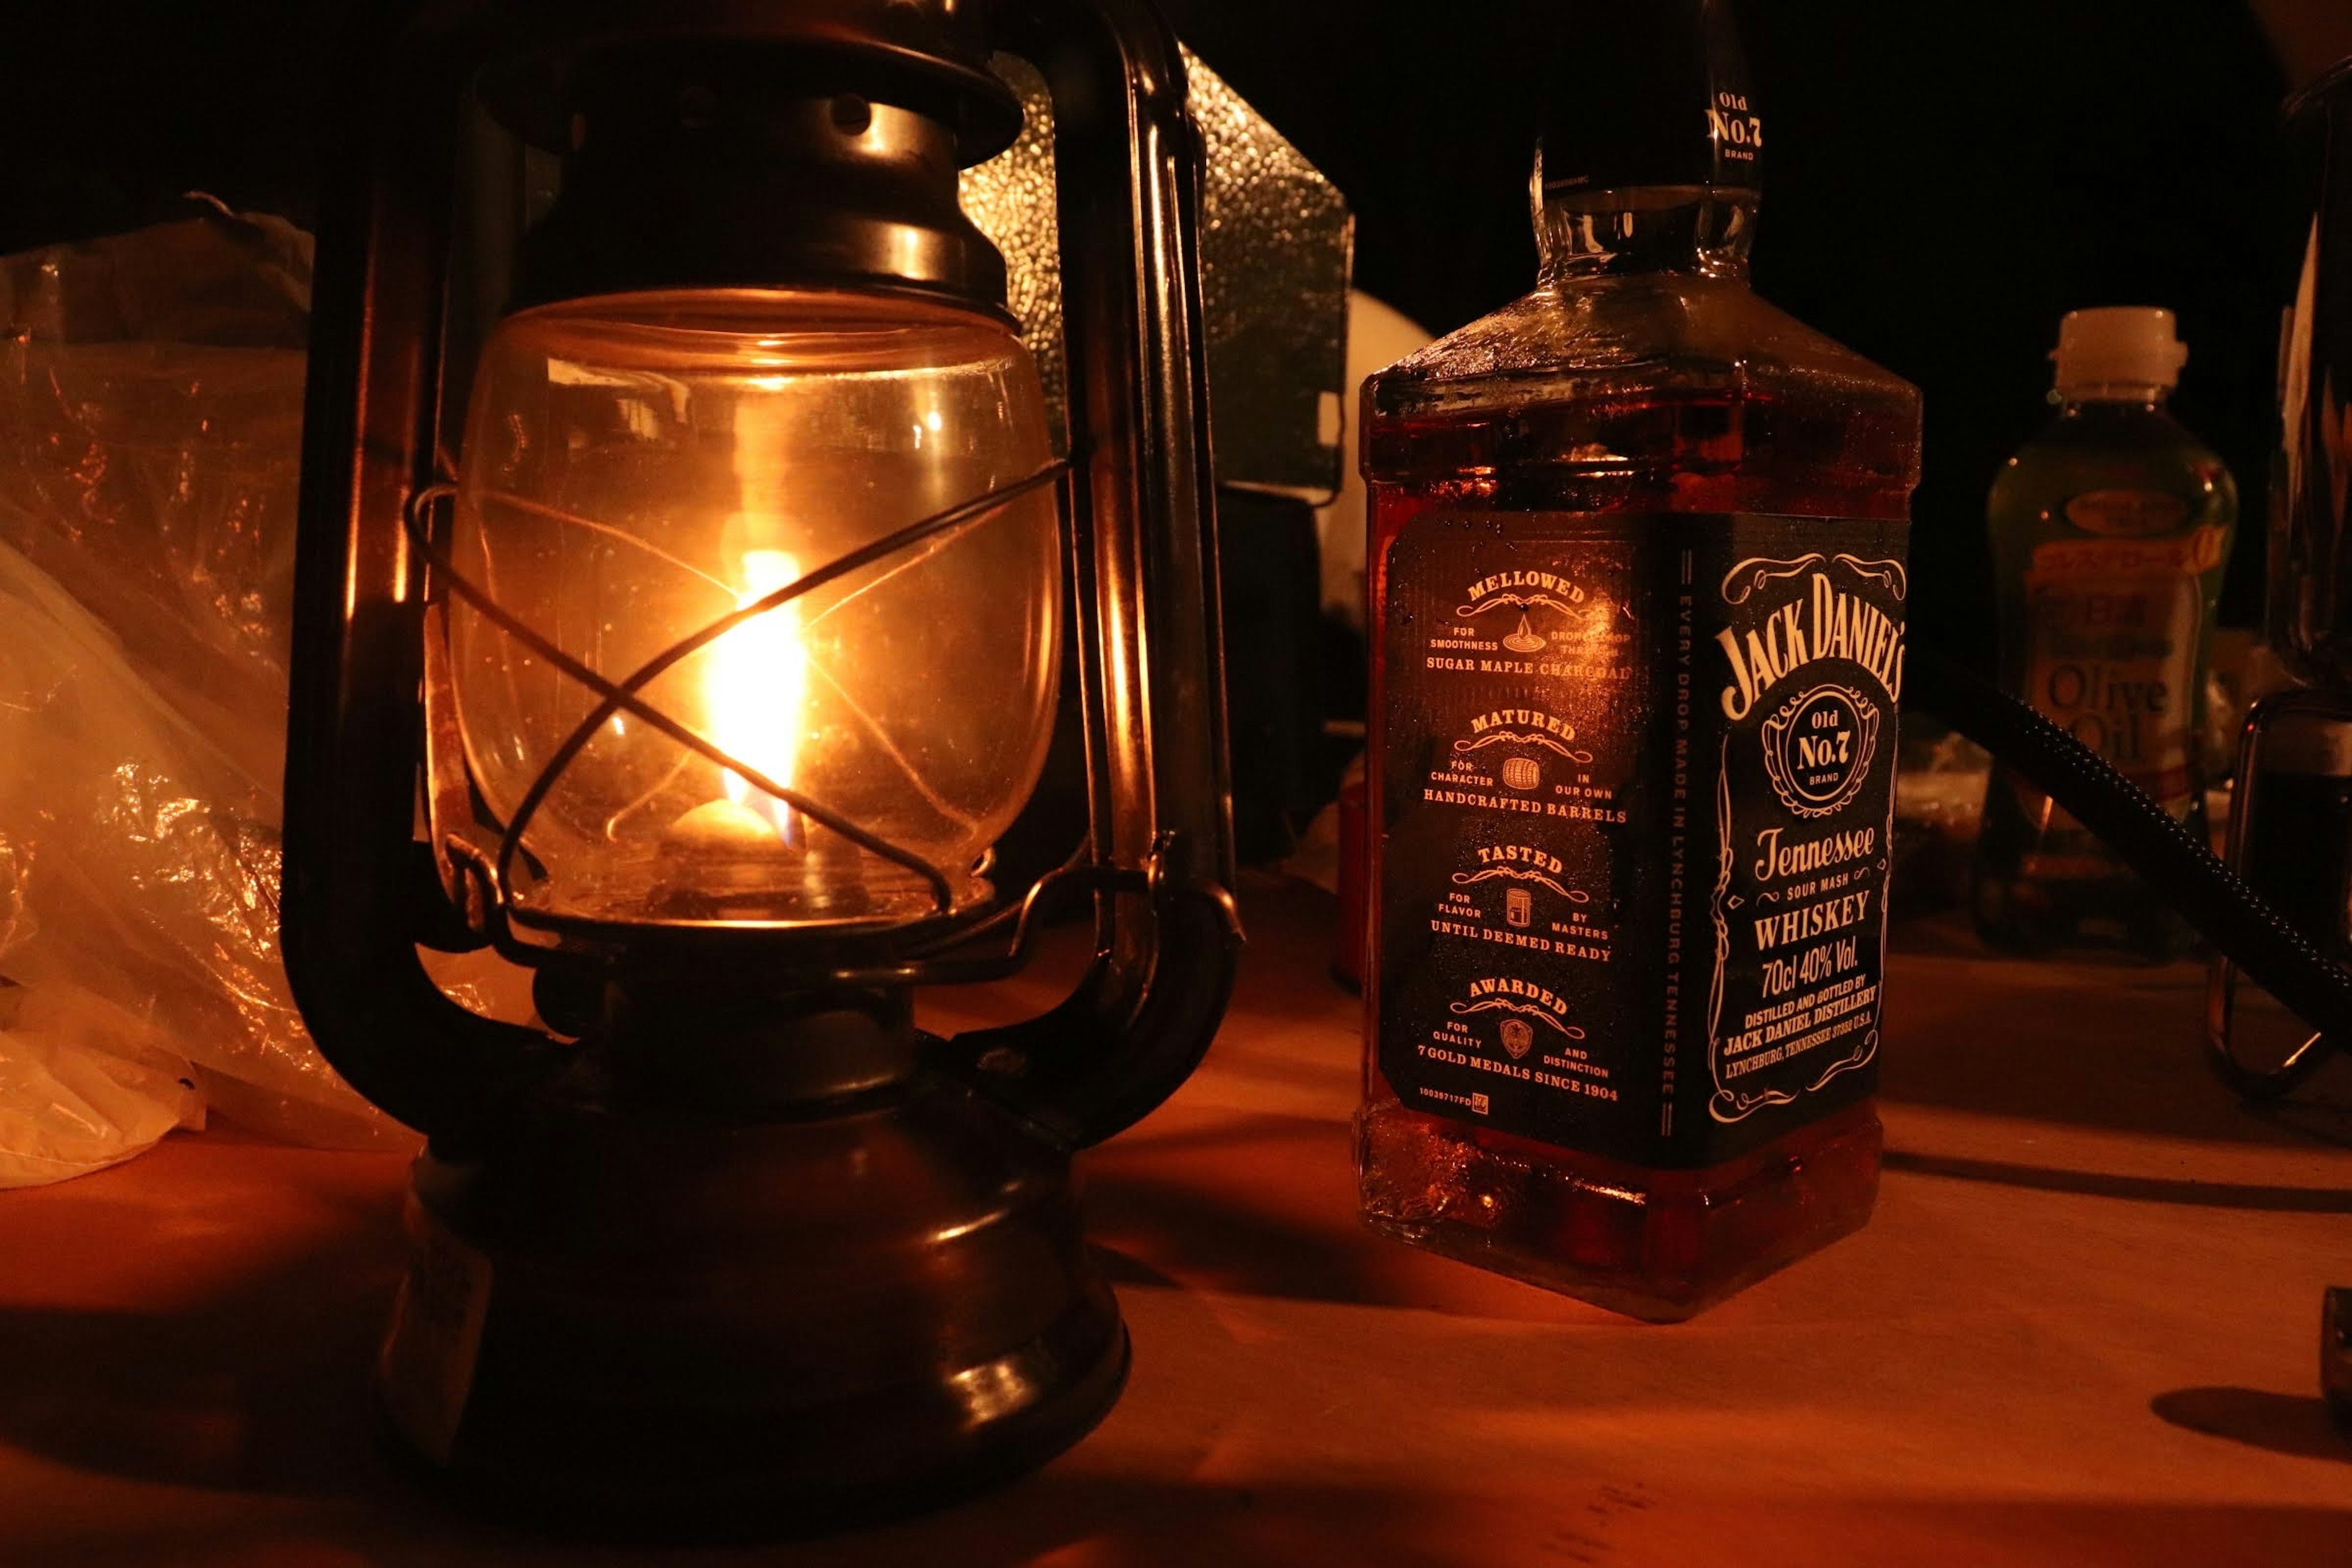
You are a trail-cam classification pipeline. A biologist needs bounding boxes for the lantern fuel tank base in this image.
[371,1063,1128,1537]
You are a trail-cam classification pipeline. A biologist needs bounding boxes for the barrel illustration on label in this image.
[1457,707,1592,800]
[1424,704,1628,824]
[1707,551,1904,1123]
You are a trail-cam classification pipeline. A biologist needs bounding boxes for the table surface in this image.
[3,877,2351,1567]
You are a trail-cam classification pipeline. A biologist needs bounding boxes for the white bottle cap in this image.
[2051,306,2188,394]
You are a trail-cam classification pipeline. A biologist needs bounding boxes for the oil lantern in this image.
[281,0,1238,1529]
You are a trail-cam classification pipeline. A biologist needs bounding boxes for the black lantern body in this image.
[283,0,1238,1530]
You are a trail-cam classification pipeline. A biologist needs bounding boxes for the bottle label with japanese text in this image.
[1376,511,1907,1167]
[2022,511,2224,816]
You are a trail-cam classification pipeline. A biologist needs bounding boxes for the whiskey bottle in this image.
[1972,308,2236,959]
[1354,0,1922,1319]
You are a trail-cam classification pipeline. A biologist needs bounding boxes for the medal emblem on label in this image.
[1761,684,1881,818]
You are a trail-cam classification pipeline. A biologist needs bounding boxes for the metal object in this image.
[2208,688,2352,1095]
[962,47,1352,496]
[2266,56,2352,686]
[2209,56,2352,1098]
[962,46,1352,864]
[283,0,1240,1530]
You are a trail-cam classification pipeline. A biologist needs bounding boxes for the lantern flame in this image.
[708,546,809,848]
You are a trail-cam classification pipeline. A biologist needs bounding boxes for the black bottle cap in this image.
[1537,0,1760,199]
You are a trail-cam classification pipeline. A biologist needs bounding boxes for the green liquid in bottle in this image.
[1972,309,2236,959]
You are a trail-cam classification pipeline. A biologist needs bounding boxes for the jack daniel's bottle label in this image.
[1376,511,1907,1167]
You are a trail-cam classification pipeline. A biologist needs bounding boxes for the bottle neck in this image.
[1534,184,1757,285]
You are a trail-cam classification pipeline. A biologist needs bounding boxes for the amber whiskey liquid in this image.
[1354,0,1921,1320]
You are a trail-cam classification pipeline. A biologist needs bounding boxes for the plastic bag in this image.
[0,198,311,791]
[0,202,413,1182]
[0,972,203,1188]
[0,526,398,1172]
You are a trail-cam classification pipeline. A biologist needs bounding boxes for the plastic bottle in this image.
[1974,307,2237,958]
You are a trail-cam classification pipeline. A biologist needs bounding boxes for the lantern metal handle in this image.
[284,8,560,1146]
[941,0,1242,1150]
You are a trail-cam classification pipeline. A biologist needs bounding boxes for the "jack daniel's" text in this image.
[1718,571,1904,721]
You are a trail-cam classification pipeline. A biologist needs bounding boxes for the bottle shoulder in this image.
[1989,405,2238,522]
[1367,275,1919,423]
[1360,275,1921,516]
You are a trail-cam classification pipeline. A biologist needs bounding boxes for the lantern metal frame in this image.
[279,0,1246,1528]
[285,0,1244,1151]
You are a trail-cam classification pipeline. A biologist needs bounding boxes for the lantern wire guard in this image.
[405,459,1125,964]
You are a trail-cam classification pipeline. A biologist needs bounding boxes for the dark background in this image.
[1156,0,2313,669]
[0,0,2336,670]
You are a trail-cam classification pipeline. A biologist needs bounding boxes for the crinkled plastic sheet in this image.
[0,203,426,1181]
